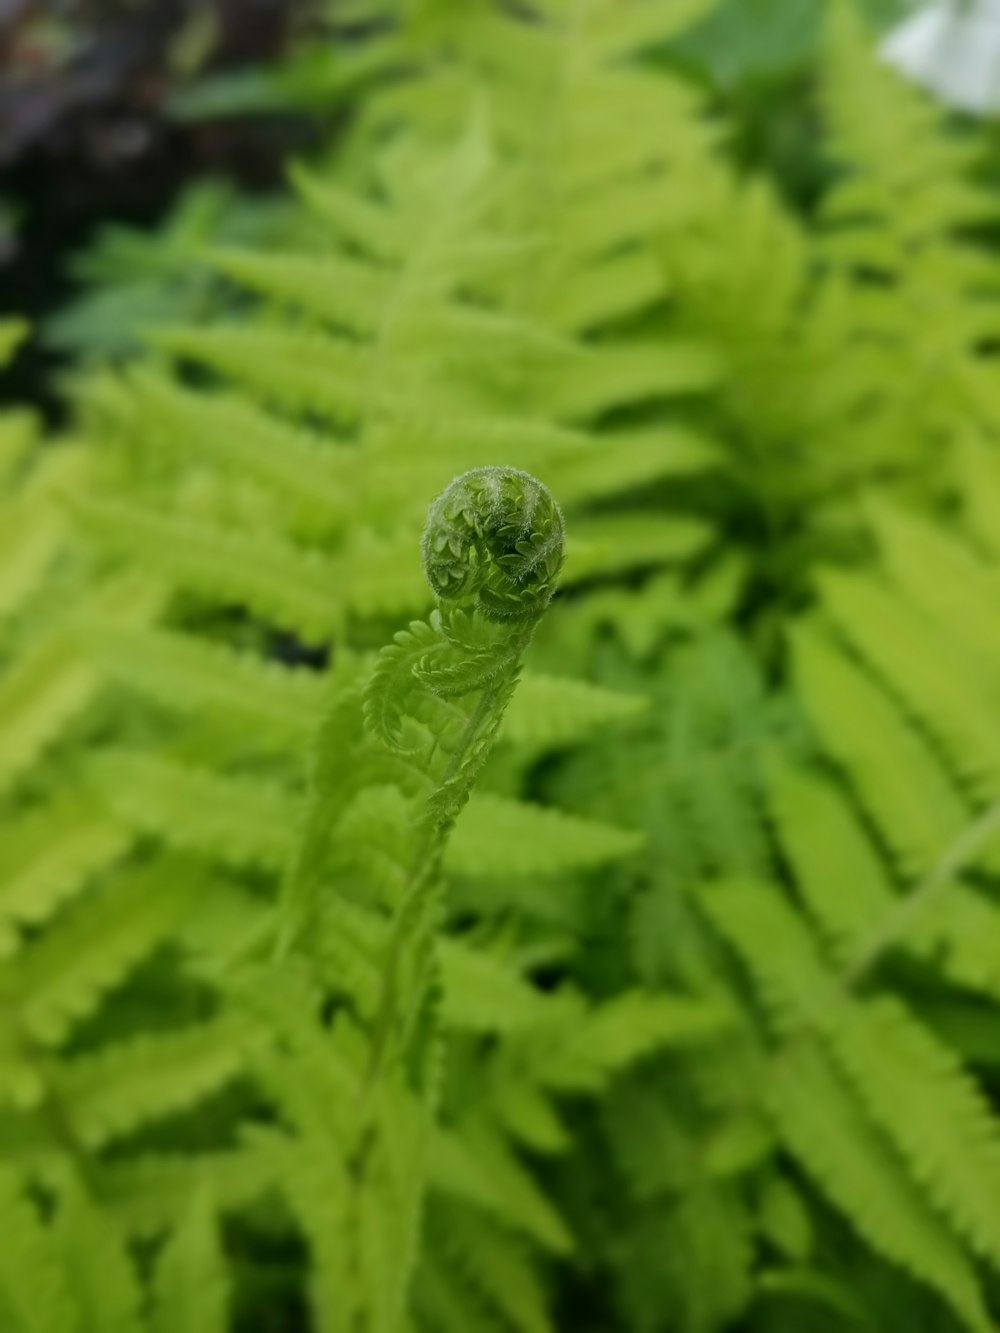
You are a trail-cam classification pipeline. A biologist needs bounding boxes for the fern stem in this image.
[363,669,509,1094]
[843,800,1000,988]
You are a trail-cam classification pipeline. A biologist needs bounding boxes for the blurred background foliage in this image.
[0,0,912,391]
[8,3,1000,1333]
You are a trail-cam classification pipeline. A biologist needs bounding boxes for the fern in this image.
[149,1190,229,1333]
[55,1016,254,1149]
[10,2,1000,1329]
[218,467,570,1333]
[0,1166,78,1333]
[768,1042,991,1333]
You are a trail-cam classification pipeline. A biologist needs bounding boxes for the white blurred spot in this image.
[881,0,1000,113]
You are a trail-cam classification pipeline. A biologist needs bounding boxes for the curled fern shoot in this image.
[365,465,565,785]
[268,469,563,1333]
[361,466,564,1072]
[421,466,564,625]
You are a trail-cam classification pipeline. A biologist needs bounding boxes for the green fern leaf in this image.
[56,1015,256,1149]
[150,1190,229,1333]
[567,512,713,583]
[0,795,131,955]
[0,450,84,629]
[148,324,369,426]
[86,622,322,740]
[206,245,393,336]
[11,858,200,1045]
[551,425,720,507]
[446,794,641,878]
[289,165,404,263]
[438,940,549,1035]
[500,671,646,747]
[0,634,98,799]
[872,503,1000,691]
[770,1041,990,1333]
[52,1177,145,1333]
[825,994,1000,1271]
[427,1198,553,1333]
[0,1165,77,1333]
[73,496,339,643]
[792,623,971,877]
[539,991,738,1094]
[545,340,721,422]
[764,757,895,962]
[711,876,1000,1275]
[111,370,352,536]
[432,1122,572,1255]
[91,753,293,873]
[819,568,1000,800]
[95,1148,277,1241]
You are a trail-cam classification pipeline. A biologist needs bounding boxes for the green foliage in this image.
[8,2,1000,1331]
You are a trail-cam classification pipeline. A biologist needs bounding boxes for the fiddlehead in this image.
[280,465,564,965]
[420,465,564,623]
[359,467,563,1078]
[366,466,564,747]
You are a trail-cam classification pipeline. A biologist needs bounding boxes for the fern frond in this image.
[582,0,715,59]
[825,994,1000,1271]
[550,426,720,508]
[0,634,97,799]
[791,623,970,878]
[703,876,839,1033]
[871,503,1000,689]
[51,1177,145,1333]
[821,1,998,255]
[87,622,321,740]
[567,512,713,583]
[147,324,369,426]
[0,794,131,955]
[73,495,339,642]
[545,246,665,335]
[11,857,200,1045]
[206,244,393,335]
[364,616,455,750]
[489,1078,569,1157]
[711,876,1000,1274]
[110,369,353,536]
[413,1250,504,1333]
[0,1165,77,1333]
[819,568,1000,800]
[538,991,738,1094]
[56,1015,256,1148]
[90,752,294,873]
[544,340,721,423]
[770,1041,990,1333]
[0,449,86,629]
[500,671,646,747]
[289,164,405,263]
[432,1122,572,1255]
[438,940,549,1035]
[447,794,641,878]
[150,1190,230,1333]
[96,1148,277,1239]
[764,758,896,963]
[426,1198,553,1333]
